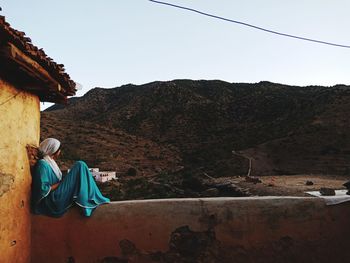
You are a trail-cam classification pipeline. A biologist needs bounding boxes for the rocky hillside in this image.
[41,80,350,177]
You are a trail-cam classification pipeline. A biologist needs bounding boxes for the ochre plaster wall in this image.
[0,79,40,263]
[32,197,350,263]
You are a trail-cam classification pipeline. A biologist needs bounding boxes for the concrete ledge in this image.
[31,197,350,263]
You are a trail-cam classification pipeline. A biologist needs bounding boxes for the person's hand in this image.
[51,183,60,191]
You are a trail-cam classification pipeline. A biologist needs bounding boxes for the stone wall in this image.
[32,197,350,263]
[0,79,40,263]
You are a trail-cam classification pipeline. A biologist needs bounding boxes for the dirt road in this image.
[234,174,350,196]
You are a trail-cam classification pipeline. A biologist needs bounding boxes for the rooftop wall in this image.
[32,197,350,263]
[0,79,40,263]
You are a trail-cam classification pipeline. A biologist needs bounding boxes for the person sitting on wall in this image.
[31,138,110,217]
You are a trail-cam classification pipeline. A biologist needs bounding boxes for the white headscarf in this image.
[39,138,62,181]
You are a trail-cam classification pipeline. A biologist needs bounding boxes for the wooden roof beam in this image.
[0,42,67,95]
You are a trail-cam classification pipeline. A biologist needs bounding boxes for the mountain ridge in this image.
[41,79,350,177]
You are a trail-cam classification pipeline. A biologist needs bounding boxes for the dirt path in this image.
[235,175,350,196]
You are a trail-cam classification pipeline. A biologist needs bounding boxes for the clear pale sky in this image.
[1,0,350,109]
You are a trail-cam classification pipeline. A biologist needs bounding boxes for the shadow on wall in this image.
[98,225,339,263]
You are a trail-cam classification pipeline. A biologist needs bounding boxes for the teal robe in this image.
[32,160,110,217]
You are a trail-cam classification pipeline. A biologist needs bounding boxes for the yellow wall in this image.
[0,79,40,263]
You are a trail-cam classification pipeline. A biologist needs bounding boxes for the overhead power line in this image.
[149,0,350,49]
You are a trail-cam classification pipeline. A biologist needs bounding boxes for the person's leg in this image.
[48,162,85,213]
[54,161,110,216]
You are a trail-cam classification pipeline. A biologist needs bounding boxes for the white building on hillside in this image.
[89,168,117,183]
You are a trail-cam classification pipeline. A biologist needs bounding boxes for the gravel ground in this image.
[234,174,350,197]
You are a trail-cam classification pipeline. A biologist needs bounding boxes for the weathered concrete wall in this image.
[32,197,350,263]
[0,79,40,263]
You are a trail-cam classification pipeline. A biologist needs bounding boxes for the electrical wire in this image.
[149,0,350,49]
